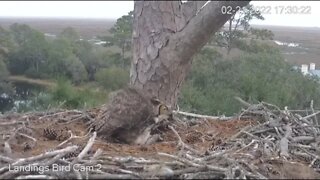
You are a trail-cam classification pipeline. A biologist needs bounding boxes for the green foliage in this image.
[99,11,133,67]
[15,81,108,113]
[64,55,88,84]
[249,28,274,40]
[10,23,34,46]
[51,78,107,109]
[51,79,83,108]
[4,22,130,85]
[212,4,273,55]
[46,38,73,76]
[8,24,50,76]
[180,48,320,116]
[0,26,15,55]
[107,11,133,47]
[1,23,127,113]
[95,67,129,91]
[235,39,279,54]
[0,57,13,96]
[58,27,80,43]
[0,57,8,77]
[6,25,92,82]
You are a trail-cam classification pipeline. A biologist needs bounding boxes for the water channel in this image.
[0,82,45,113]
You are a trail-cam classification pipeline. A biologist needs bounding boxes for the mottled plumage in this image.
[90,86,172,145]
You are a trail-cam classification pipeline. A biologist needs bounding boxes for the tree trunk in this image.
[130,1,250,107]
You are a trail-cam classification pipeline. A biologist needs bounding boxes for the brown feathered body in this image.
[91,87,171,145]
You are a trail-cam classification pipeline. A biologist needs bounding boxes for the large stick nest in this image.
[0,102,320,179]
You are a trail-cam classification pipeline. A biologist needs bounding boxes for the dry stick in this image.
[89,173,135,179]
[310,157,318,167]
[238,160,267,179]
[38,110,82,120]
[61,114,87,125]
[56,130,74,148]
[57,129,92,148]
[173,110,233,121]
[3,141,12,156]
[310,100,319,126]
[299,147,320,167]
[90,148,103,163]
[293,125,320,129]
[310,100,320,136]
[158,152,199,167]
[0,155,14,163]
[40,153,68,167]
[142,165,174,178]
[242,131,262,140]
[301,111,320,121]
[291,151,311,161]
[168,125,200,155]
[100,155,184,166]
[296,114,312,125]
[289,109,320,112]
[72,132,97,164]
[100,166,141,178]
[261,101,282,111]
[252,127,274,134]
[16,175,55,179]
[227,125,253,141]
[73,169,82,180]
[279,124,292,158]
[292,136,315,143]
[231,152,255,159]
[158,152,227,172]
[234,96,251,107]
[0,146,78,179]
[17,133,37,142]
[289,143,314,150]
[172,166,207,176]
[12,145,78,166]
[0,121,23,126]
[235,139,258,153]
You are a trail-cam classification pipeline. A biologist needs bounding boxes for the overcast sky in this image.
[0,1,319,27]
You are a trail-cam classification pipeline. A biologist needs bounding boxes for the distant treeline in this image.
[1,10,320,116]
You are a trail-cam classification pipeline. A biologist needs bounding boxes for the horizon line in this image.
[0,16,319,29]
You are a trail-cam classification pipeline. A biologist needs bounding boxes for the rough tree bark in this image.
[130,1,250,107]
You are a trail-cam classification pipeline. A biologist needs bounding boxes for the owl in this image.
[90,86,172,145]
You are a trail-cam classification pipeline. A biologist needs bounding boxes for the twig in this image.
[168,125,200,155]
[38,110,83,120]
[73,169,82,180]
[89,173,136,179]
[57,130,91,148]
[301,111,320,121]
[310,100,319,127]
[279,124,291,158]
[0,155,14,163]
[12,145,78,166]
[17,133,37,142]
[234,96,251,107]
[292,136,315,143]
[72,132,97,164]
[90,148,103,163]
[3,141,12,156]
[173,110,233,120]
[41,153,68,167]
[0,121,23,126]
[158,152,200,167]
[235,139,258,153]
[158,152,227,172]
[16,175,55,179]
